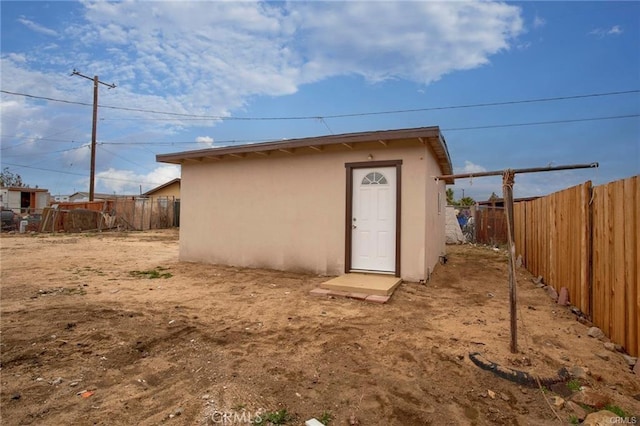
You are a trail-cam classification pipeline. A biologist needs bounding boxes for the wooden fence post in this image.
[503,169,518,353]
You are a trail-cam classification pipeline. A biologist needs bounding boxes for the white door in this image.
[351,167,396,272]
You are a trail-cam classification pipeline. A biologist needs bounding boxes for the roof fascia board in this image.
[155,126,454,181]
[157,126,442,164]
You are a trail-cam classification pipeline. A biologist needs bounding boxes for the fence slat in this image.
[514,203,526,262]
[591,186,601,328]
[611,180,626,346]
[603,182,613,337]
[623,176,638,356]
[548,194,557,291]
[580,182,590,315]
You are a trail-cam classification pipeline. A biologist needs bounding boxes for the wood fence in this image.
[475,206,508,245]
[40,197,178,232]
[591,176,638,358]
[514,176,639,357]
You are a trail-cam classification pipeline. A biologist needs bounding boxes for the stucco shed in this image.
[157,126,454,282]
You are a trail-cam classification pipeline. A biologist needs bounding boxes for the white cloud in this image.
[2,1,525,132]
[95,165,180,194]
[97,23,130,44]
[291,1,524,84]
[608,25,623,35]
[17,17,58,37]
[195,136,214,147]
[589,25,623,38]
[456,160,488,174]
[589,28,603,37]
[448,161,493,200]
[61,143,91,167]
[1,0,526,151]
[533,15,546,29]
[0,91,53,143]
[449,174,502,202]
[143,165,181,190]
[6,53,27,63]
[75,1,523,99]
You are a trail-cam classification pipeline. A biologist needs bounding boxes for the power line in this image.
[2,144,88,159]
[318,117,334,134]
[1,88,638,120]
[442,113,640,132]
[0,133,272,146]
[1,140,85,150]
[99,145,154,173]
[307,91,640,120]
[7,113,637,147]
[0,123,88,150]
[1,161,166,186]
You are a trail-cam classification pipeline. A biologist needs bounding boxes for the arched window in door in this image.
[361,172,388,185]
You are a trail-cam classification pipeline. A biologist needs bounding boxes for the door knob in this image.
[352,224,357,229]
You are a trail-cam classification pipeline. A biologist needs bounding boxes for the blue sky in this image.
[1,1,638,200]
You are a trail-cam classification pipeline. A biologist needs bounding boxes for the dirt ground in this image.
[1,229,638,426]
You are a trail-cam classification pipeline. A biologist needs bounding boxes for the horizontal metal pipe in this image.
[436,162,598,181]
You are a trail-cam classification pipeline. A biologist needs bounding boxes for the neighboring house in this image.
[477,195,540,208]
[142,178,181,227]
[157,126,454,282]
[142,178,180,200]
[0,186,50,214]
[52,195,70,203]
[68,192,131,202]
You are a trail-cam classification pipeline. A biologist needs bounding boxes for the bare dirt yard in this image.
[1,229,638,426]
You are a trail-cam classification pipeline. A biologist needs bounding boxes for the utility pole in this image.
[71,70,116,201]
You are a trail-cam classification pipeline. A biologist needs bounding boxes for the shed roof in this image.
[1,186,49,192]
[156,126,454,183]
[69,191,133,200]
[142,178,181,196]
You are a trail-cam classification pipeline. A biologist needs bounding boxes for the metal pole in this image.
[436,162,598,181]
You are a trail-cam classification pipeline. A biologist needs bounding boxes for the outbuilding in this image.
[157,126,454,282]
[1,186,50,215]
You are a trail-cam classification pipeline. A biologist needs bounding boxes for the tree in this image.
[458,196,476,207]
[0,167,24,187]
[446,188,455,205]
[446,188,476,207]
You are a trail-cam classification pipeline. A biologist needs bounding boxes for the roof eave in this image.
[156,126,454,181]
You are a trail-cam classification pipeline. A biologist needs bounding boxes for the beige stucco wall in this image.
[422,150,447,280]
[179,145,446,281]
